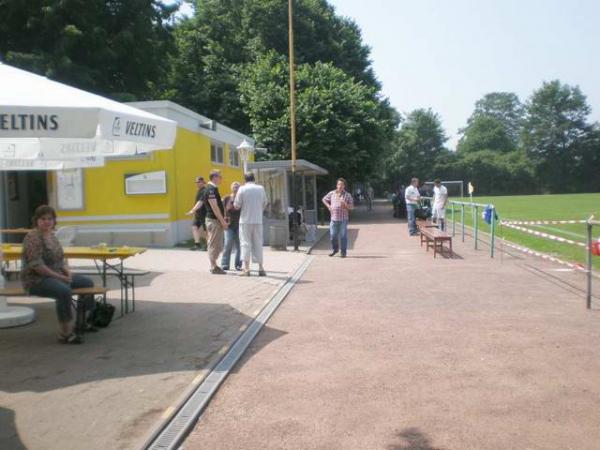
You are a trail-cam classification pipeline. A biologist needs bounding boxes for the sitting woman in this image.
[21,205,96,344]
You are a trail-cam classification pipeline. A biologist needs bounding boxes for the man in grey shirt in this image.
[234,173,268,276]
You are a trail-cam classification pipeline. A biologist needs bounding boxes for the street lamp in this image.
[237,139,254,174]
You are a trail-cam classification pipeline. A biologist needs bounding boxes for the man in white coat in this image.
[234,173,268,276]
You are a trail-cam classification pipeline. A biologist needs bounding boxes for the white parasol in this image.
[0,63,177,160]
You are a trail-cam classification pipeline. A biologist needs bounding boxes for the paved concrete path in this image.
[186,203,600,450]
[0,246,309,450]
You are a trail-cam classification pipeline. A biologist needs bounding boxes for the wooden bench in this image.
[420,227,453,258]
[70,267,149,314]
[2,267,148,315]
[0,286,109,334]
[416,218,438,229]
[0,287,107,297]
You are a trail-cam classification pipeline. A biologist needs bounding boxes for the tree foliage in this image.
[388,81,599,195]
[470,92,524,144]
[386,109,448,184]
[167,0,380,133]
[522,80,594,192]
[458,115,516,154]
[0,0,177,100]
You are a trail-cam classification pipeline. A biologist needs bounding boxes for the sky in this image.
[327,0,600,148]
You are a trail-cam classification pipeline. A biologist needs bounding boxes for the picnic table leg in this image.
[434,241,437,258]
[101,260,108,305]
[131,276,136,312]
[74,297,85,337]
[119,266,124,317]
[122,260,129,314]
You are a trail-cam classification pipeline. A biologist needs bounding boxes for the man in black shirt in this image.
[202,170,229,274]
[186,176,207,250]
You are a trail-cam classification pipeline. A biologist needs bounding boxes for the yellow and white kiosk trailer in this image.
[51,101,254,247]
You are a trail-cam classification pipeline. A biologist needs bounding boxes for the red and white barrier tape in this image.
[501,219,587,225]
[501,223,587,248]
[503,241,599,278]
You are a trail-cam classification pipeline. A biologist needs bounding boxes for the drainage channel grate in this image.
[145,256,314,450]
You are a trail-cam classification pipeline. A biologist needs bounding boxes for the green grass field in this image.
[449,193,600,269]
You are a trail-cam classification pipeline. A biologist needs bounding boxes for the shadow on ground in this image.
[0,300,277,393]
[0,407,26,450]
[0,296,288,449]
[387,427,444,450]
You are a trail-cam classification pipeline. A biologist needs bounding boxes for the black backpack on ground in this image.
[90,301,115,328]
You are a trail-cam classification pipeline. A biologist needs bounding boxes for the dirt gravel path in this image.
[185,204,600,450]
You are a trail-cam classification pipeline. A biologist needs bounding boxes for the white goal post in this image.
[423,180,464,198]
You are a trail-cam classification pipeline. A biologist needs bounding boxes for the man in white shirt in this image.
[366,185,374,211]
[432,178,449,231]
[234,173,268,276]
[404,177,421,236]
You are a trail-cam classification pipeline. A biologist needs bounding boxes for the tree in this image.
[166,0,382,133]
[450,150,534,195]
[522,80,593,192]
[457,115,515,154]
[239,53,398,182]
[468,92,524,145]
[572,126,600,193]
[387,109,448,184]
[0,0,177,100]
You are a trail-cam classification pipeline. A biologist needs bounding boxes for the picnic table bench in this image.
[420,227,453,258]
[71,266,149,314]
[0,286,109,335]
[1,245,147,316]
[416,218,438,229]
[2,266,148,315]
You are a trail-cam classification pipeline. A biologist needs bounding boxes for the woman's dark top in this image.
[223,195,240,230]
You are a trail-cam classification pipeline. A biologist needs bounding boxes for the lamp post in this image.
[237,139,254,174]
[288,0,299,251]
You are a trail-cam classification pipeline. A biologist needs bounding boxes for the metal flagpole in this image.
[587,217,593,309]
[288,0,299,251]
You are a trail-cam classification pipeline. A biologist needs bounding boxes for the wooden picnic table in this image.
[0,244,146,262]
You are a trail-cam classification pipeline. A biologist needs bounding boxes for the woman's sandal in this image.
[58,332,83,344]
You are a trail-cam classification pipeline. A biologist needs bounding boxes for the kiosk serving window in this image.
[125,170,167,195]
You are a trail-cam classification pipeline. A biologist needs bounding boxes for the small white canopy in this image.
[0,63,177,160]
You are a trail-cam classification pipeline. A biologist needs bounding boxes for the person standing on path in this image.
[432,178,448,231]
[322,178,354,258]
[405,177,421,236]
[186,176,207,251]
[221,181,242,271]
[234,173,268,277]
[202,170,228,274]
[367,185,375,211]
